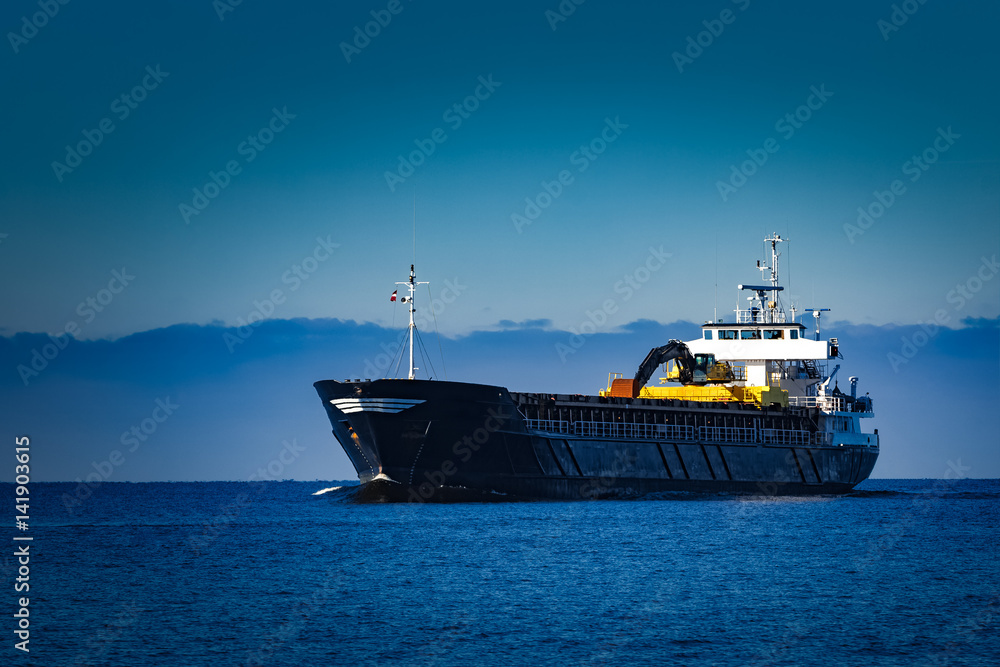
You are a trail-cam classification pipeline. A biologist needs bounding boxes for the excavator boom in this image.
[608,339,695,398]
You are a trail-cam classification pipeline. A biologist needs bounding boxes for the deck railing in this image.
[761,428,814,446]
[524,419,836,447]
[697,426,758,443]
[788,396,845,411]
[523,419,570,434]
[735,310,787,324]
[574,421,695,441]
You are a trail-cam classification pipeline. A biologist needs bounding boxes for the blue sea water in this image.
[3,479,998,666]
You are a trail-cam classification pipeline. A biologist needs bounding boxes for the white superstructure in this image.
[653,234,877,450]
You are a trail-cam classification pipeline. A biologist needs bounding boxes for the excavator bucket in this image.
[609,378,638,398]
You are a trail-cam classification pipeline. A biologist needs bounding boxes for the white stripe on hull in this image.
[330,398,426,414]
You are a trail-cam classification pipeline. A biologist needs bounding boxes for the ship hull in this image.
[315,379,878,501]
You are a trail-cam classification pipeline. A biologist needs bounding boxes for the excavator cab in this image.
[670,353,734,385]
[691,354,714,384]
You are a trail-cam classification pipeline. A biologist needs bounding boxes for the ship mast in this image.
[762,233,782,292]
[737,233,786,324]
[396,264,428,380]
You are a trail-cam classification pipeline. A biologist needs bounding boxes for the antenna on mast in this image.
[391,197,445,381]
[714,233,718,323]
[396,264,428,380]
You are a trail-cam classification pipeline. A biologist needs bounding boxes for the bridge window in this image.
[719,330,737,340]
[763,330,783,340]
[704,330,713,340]
[790,330,799,340]
[740,330,760,340]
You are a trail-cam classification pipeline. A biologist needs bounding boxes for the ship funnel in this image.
[849,376,858,399]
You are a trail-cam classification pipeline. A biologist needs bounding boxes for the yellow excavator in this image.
[602,339,787,407]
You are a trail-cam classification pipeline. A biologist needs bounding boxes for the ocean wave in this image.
[311,486,344,495]
[325,479,521,504]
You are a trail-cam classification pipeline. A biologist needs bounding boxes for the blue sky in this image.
[1,1,998,481]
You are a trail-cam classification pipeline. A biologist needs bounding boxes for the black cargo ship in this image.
[315,236,879,500]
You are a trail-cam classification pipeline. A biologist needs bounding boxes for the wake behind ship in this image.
[315,236,879,500]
